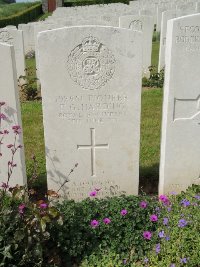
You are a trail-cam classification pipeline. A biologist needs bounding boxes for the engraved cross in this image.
[77,128,109,177]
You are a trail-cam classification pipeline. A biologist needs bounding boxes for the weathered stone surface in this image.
[0,28,25,78]
[159,14,200,195]
[0,43,26,187]
[119,15,154,77]
[38,26,142,200]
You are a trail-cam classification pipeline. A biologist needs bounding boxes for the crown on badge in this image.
[82,36,100,52]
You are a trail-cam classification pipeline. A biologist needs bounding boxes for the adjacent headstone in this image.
[119,15,154,77]
[18,23,37,54]
[159,14,200,195]
[0,43,26,187]
[38,26,142,200]
[0,28,25,78]
[158,10,177,72]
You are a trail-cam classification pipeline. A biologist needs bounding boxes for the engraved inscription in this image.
[174,95,200,124]
[77,128,109,177]
[129,20,143,31]
[67,35,115,90]
[176,25,200,52]
[56,94,128,124]
[0,30,13,45]
[65,179,124,200]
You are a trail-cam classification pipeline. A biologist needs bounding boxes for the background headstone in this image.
[120,15,154,77]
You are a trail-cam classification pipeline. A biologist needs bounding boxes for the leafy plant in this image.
[18,67,39,101]
[142,67,164,88]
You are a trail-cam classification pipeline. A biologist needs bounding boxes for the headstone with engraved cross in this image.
[159,14,200,195]
[38,26,142,201]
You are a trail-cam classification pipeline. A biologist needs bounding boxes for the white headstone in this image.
[38,26,142,200]
[119,15,154,77]
[18,23,37,54]
[0,43,26,187]
[159,14,200,195]
[0,28,25,78]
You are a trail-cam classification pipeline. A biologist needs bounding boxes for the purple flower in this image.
[181,199,190,207]
[170,191,177,195]
[90,220,99,228]
[170,264,176,267]
[158,230,165,238]
[103,218,111,224]
[194,195,200,200]
[143,231,152,240]
[167,207,172,212]
[120,209,128,216]
[140,201,148,208]
[150,214,158,222]
[165,236,170,241]
[163,217,169,225]
[89,190,97,197]
[180,258,187,264]
[155,243,161,254]
[178,219,187,228]
[144,257,148,263]
[122,259,127,265]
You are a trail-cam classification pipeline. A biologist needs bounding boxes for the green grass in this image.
[151,41,160,71]
[0,2,40,19]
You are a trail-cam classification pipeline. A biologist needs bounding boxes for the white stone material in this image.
[159,14,200,195]
[18,23,38,54]
[0,28,25,78]
[0,43,26,187]
[38,26,142,200]
[119,15,154,77]
[158,10,177,72]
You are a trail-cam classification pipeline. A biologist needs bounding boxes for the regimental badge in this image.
[0,30,13,45]
[67,35,116,90]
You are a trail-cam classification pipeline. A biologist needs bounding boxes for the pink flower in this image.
[140,201,148,208]
[18,204,25,214]
[150,214,158,222]
[1,182,9,189]
[0,113,7,120]
[7,144,13,148]
[3,130,9,134]
[40,203,48,209]
[103,218,111,224]
[120,209,128,216]
[143,231,152,240]
[90,220,99,228]
[0,102,5,106]
[12,125,21,134]
[89,190,97,197]
[159,195,169,203]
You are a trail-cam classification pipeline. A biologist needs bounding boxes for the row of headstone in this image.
[0,28,25,78]
[1,13,200,201]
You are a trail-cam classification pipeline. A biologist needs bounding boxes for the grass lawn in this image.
[22,40,162,194]
[0,2,40,19]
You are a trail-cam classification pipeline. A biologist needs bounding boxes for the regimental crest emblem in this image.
[0,30,13,45]
[67,35,116,90]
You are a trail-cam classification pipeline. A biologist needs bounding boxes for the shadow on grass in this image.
[139,163,159,195]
